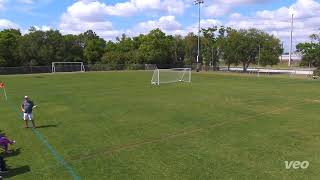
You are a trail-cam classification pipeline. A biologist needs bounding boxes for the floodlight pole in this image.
[258,45,261,77]
[195,0,204,72]
[289,14,294,67]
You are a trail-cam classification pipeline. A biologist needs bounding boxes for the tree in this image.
[222,28,282,72]
[184,33,197,65]
[259,35,283,67]
[0,26,283,70]
[0,29,22,66]
[201,27,220,68]
[172,35,185,65]
[18,28,65,66]
[296,33,320,68]
[138,29,174,66]
[42,30,65,63]
[62,34,84,62]
[79,30,100,42]
[102,34,141,65]
[81,30,106,64]
[310,33,320,43]
[220,28,240,70]
[84,38,106,64]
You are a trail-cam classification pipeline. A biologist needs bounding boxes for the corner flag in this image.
[0,82,7,101]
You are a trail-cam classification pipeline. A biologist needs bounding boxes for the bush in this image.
[125,64,144,70]
[313,68,320,76]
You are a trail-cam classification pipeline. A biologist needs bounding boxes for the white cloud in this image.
[16,0,52,5]
[67,0,186,18]
[200,19,222,28]
[59,0,187,40]
[104,0,186,16]
[126,16,222,38]
[33,25,51,31]
[129,15,182,36]
[204,4,230,17]
[59,12,120,40]
[221,0,268,4]
[57,0,320,49]
[256,0,320,19]
[66,1,111,20]
[60,1,223,40]
[161,0,185,15]
[203,0,272,17]
[59,2,121,40]
[132,0,161,9]
[105,1,138,16]
[183,18,222,34]
[17,0,34,4]
[0,0,7,10]
[0,19,19,29]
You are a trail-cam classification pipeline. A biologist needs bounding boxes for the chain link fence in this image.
[0,64,191,75]
[0,64,315,76]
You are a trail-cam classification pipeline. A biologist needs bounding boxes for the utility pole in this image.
[211,46,213,68]
[258,45,261,77]
[280,42,283,62]
[289,14,294,67]
[194,0,204,72]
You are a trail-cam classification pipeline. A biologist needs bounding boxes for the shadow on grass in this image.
[36,124,58,129]
[2,165,31,178]
[34,76,45,78]
[0,148,21,158]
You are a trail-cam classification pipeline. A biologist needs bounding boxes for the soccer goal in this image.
[151,68,191,85]
[51,62,85,73]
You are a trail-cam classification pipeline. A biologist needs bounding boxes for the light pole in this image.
[194,0,204,72]
[258,45,261,77]
[289,14,293,67]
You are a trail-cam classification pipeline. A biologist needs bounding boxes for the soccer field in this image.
[1,71,320,179]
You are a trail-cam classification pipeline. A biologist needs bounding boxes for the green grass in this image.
[0,71,320,179]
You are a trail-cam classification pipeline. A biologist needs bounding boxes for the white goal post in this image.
[51,62,85,73]
[151,68,191,85]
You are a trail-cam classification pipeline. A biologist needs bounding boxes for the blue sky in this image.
[1,0,296,30]
[0,0,319,51]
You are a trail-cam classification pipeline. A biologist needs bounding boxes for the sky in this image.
[0,0,320,52]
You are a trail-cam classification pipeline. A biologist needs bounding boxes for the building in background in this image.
[279,52,302,64]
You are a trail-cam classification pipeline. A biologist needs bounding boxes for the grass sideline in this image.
[0,71,320,179]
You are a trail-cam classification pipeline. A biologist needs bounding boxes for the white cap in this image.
[24,96,28,99]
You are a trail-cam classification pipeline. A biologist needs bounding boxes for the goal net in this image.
[52,62,85,73]
[151,68,191,85]
[145,64,158,70]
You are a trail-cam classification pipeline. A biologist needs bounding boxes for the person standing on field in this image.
[21,96,36,128]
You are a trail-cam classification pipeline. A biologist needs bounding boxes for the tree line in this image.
[297,33,320,68]
[0,26,284,72]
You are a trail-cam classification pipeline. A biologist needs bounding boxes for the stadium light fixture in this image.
[194,0,204,72]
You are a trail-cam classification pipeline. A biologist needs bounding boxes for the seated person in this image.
[0,134,15,153]
[0,156,7,173]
